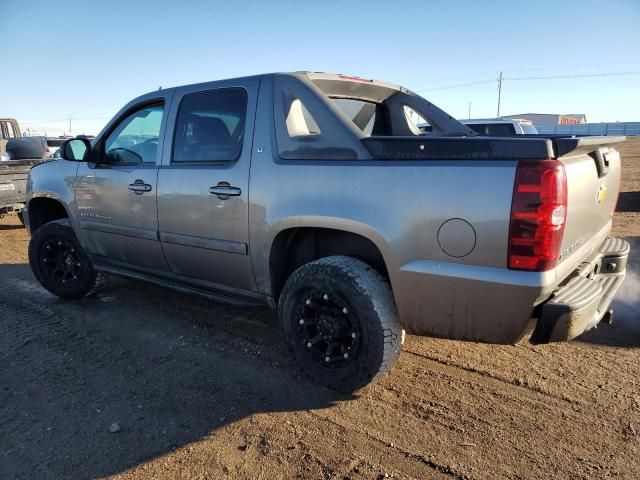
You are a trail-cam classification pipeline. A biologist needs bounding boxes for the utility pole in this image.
[496,71,503,117]
[468,102,472,120]
[69,115,72,135]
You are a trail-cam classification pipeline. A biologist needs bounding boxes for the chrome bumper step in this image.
[531,237,630,344]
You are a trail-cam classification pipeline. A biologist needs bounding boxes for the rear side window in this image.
[285,98,321,136]
[520,123,538,134]
[274,75,366,160]
[173,88,247,163]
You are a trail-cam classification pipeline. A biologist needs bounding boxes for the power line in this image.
[410,73,499,90]
[411,61,638,87]
[408,59,640,91]
[502,60,640,73]
[20,118,68,124]
[416,79,494,92]
[414,70,640,93]
[505,71,640,81]
[20,116,111,124]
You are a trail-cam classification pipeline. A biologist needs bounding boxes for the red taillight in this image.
[508,160,567,271]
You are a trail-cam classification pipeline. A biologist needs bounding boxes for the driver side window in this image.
[104,104,164,165]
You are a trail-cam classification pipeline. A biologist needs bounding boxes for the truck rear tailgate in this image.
[553,136,624,282]
[0,160,42,208]
[361,134,625,285]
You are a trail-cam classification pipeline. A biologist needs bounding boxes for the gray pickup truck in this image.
[1,118,47,221]
[24,72,630,391]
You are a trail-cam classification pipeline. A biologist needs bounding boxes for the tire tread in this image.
[28,219,106,298]
[279,255,404,389]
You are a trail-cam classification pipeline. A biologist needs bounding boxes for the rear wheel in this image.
[278,256,404,392]
[28,219,104,299]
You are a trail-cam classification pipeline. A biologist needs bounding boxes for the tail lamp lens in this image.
[508,160,567,271]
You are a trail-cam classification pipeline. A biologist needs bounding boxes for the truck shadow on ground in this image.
[0,264,349,480]
[616,191,640,212]
[0,222,24,231]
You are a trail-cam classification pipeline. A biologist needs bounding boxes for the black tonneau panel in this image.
[552,136,626,157]
[362,135,626,161]
[362,136,554,160]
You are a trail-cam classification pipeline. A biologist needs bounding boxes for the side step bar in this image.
[94,263,269,308]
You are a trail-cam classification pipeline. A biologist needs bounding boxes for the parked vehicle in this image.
[45,137,69,157]
[0,118,47,222]
[462,118,538,135]
[420,118,538,135]
[0,118,48,158]
[24,72,629,391]
[0,118,20,140]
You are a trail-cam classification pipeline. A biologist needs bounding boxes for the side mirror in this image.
[61,138,91,161]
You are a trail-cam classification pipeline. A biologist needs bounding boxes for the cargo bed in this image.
[1,159,44,211]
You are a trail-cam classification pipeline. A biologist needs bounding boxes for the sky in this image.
[2,0,639,136]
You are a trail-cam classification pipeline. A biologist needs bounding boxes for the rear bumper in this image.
[531,237,630,343]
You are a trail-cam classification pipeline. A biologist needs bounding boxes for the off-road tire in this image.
[28,219,106,299]
[278,255,404,392]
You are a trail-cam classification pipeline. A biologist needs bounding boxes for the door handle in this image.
[209,182,241,199]
[128,179,152,194]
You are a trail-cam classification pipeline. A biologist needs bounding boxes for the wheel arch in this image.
[26,196,71,234]
[267,222,392,301]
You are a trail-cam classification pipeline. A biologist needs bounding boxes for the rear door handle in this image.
[209,182,241,199]
[128,179,152,194]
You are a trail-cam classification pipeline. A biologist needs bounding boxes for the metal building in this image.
[502,113,587,125]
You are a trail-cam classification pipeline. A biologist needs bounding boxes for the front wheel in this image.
[28,219,103,299]
[278,256,404,392]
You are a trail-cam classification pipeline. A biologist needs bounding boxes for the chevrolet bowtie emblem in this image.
[596,185,608,204]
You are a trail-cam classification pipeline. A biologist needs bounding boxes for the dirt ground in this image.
[1,139,639,480]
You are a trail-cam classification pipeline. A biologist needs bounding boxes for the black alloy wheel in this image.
[28,219,101,299]
[294,290,361,369]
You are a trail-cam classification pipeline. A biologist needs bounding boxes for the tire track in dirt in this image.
[306,410,472,479]
[402,347,578,404]
[309,349,634,479]
[0,300,54,354]
[0,287,138,454]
